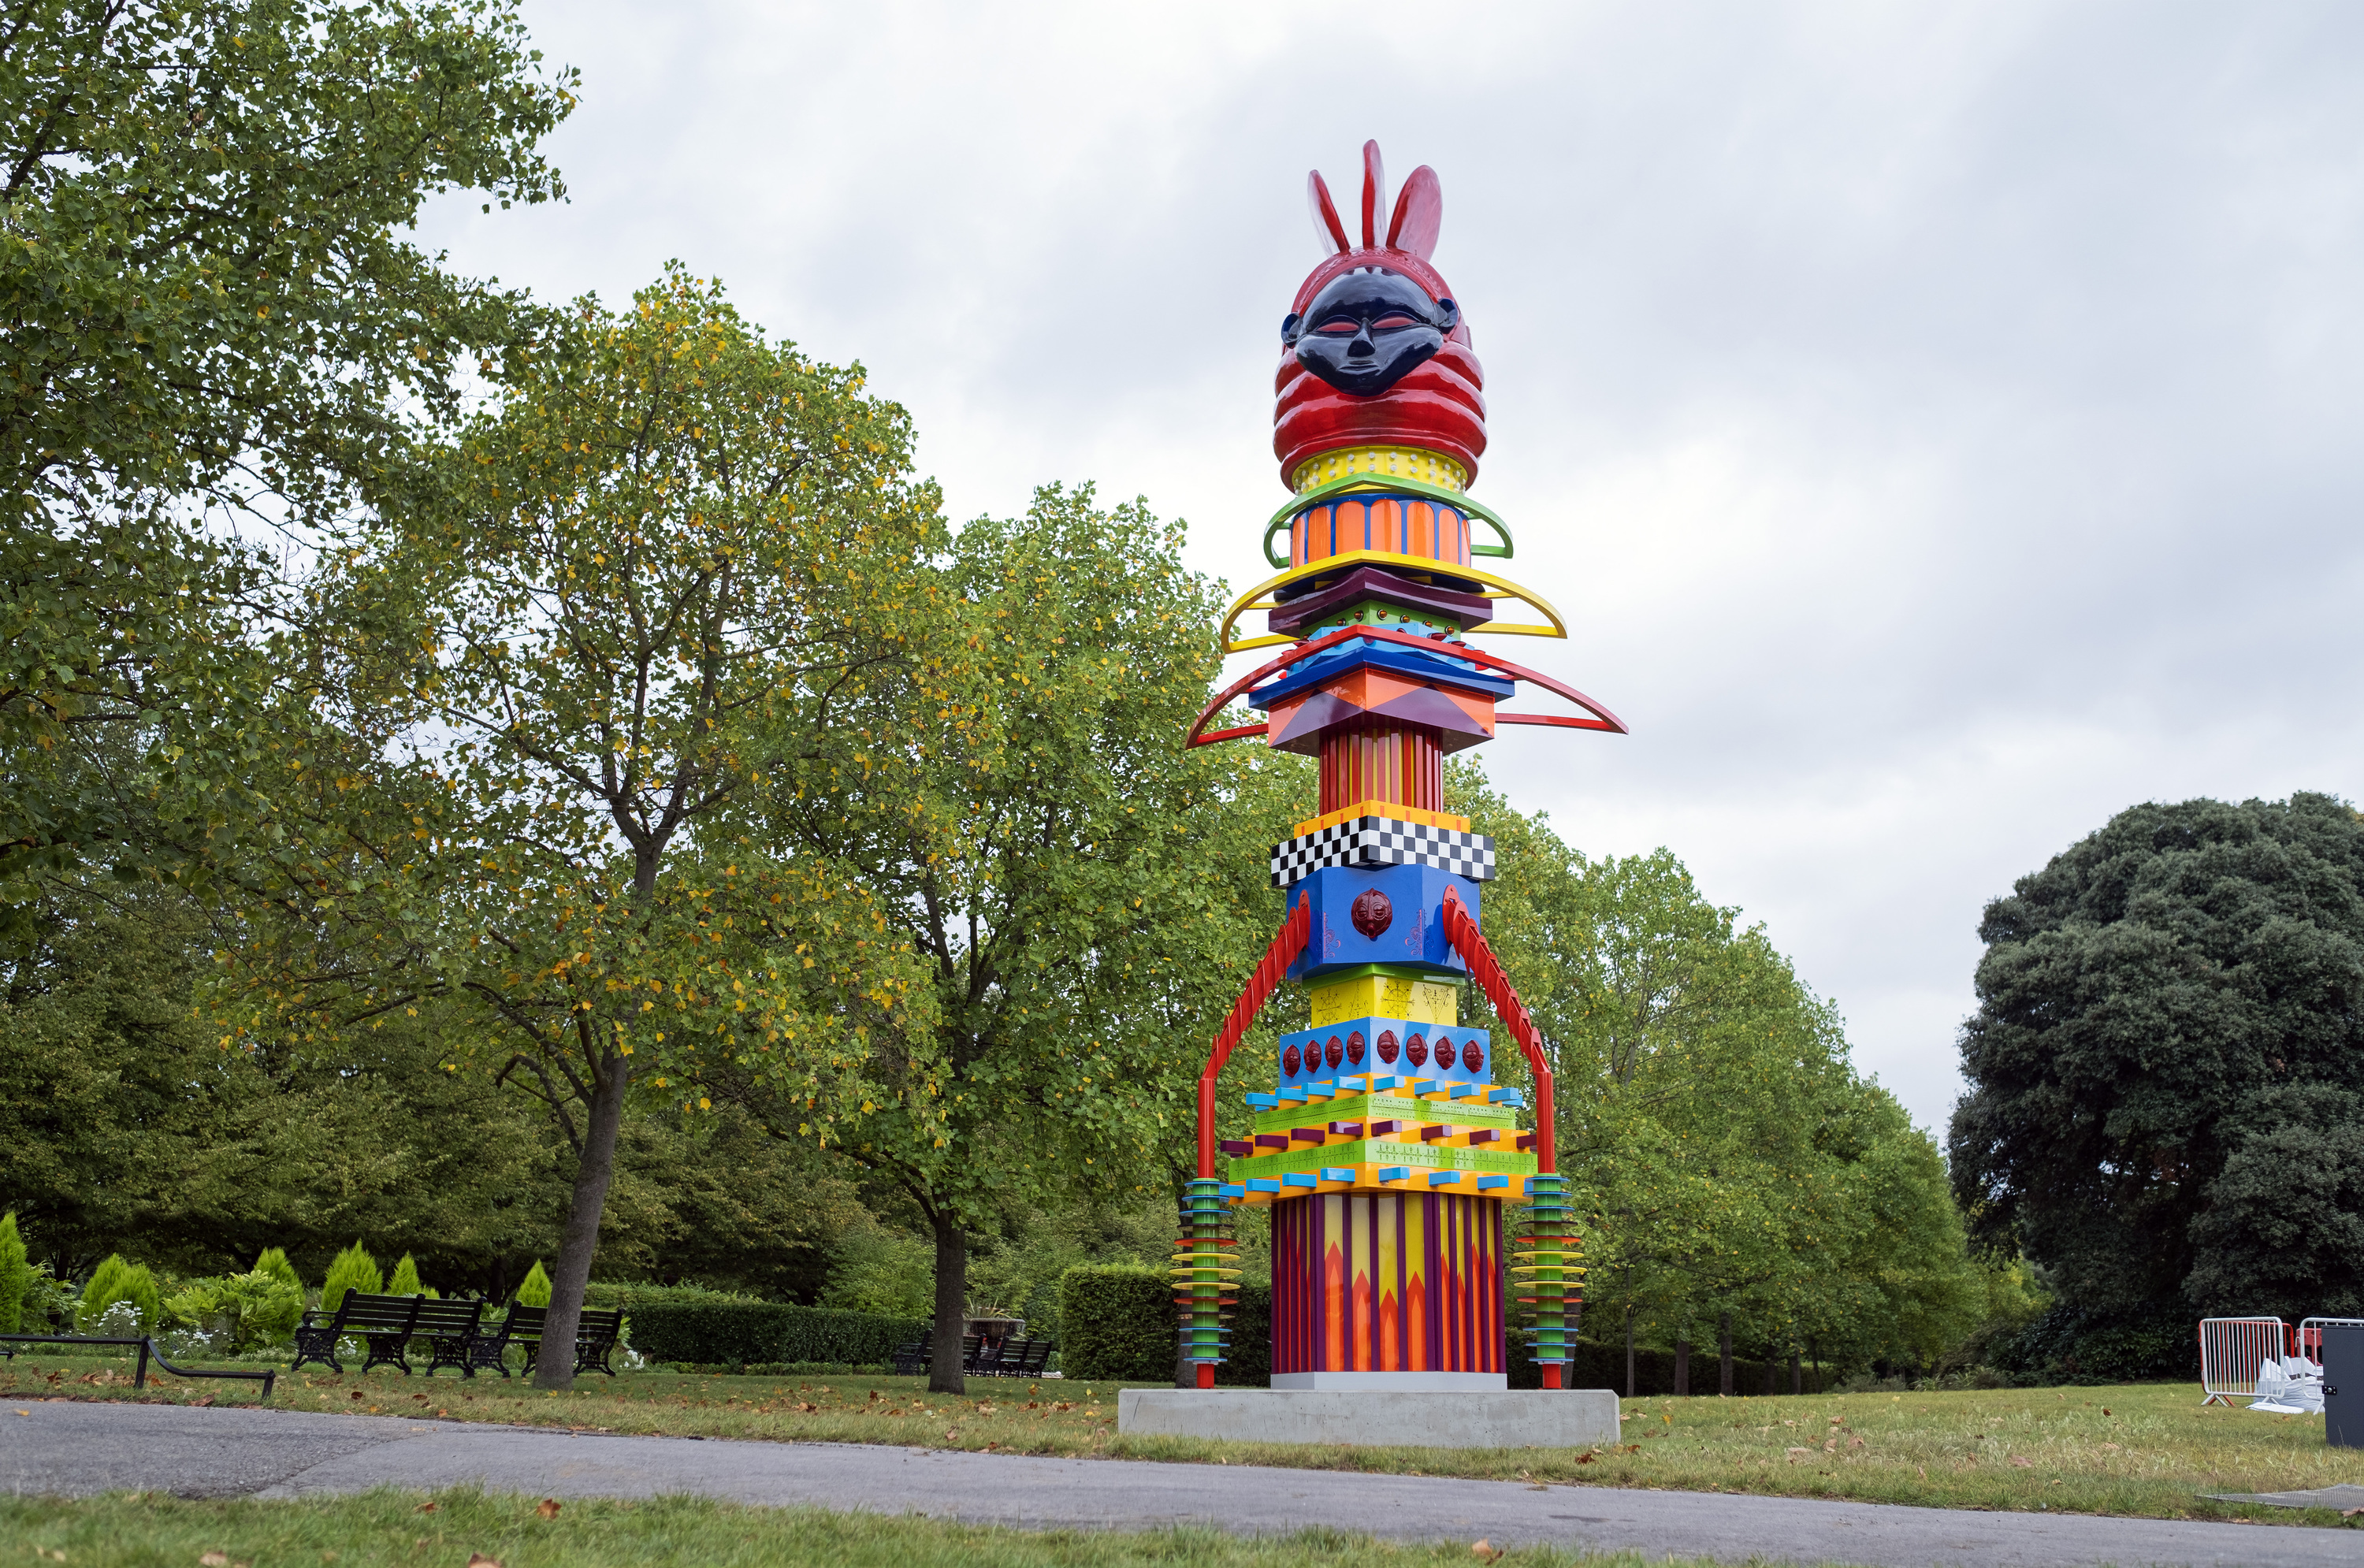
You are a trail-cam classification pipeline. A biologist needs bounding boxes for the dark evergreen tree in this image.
[1950,792,2364,1321]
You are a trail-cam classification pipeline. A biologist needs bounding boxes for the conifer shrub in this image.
[515,1260,552,1306]
[252,1247,303,1299]
[0,1213,27,1334]
[75,1255,162,1334]
[319,1241,382,1308]
[385,1254,437,1298]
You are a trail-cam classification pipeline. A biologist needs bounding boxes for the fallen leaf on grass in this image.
[349,1391,364,1400]
[2008,1456,2034,1469]
[1573,1453,1595,1466]
[1471,1541,1503,1563]
[417,1503,438,1514]
[192,1396,214,1408]
[467,1557,504,1568]
[535,1499,560,1520]
[1786,1447,1811,1462]
[2101,1442,2120,1451]
[201,1555,231,1567]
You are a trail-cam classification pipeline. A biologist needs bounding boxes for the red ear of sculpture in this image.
[1360,140,1385,249]
[1307,169,1350,255]
[1387,165,1443,260]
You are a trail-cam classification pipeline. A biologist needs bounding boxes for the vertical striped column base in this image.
[1272,1370,1505,1391]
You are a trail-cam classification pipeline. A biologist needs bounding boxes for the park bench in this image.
[499,1302,627,1378]
[889,1335,981,1376]
[292,1290,427,1375]
[998,1338,1054,1378]
[412,1296,486,1377]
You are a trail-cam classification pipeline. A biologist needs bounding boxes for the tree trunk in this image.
[1718,1310,1734,1397]
[1624,1306,1636,1399]
[1674,1336,1689,1396]
[533,1043,629,1390]
[928,1209,968,1396]
[1791,1347,1801,1395]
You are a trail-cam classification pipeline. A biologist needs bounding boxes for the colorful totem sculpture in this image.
[1176,142,1626,1392]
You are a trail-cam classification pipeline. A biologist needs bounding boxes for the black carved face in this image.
[1282,269,1459,398]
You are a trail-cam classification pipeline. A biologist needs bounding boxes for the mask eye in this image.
[1372,314,1417,329]
[1316,319,1360,334]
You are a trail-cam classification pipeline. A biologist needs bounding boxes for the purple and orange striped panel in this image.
[1269,1191,1504,1374]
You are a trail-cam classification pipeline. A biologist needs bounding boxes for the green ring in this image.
[1261,472,1515,568]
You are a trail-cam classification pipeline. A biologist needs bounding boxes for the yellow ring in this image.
[1219,551,1569,655]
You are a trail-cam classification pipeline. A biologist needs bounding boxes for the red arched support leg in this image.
[1439,889,1554,1175]
[1196,901,1313,1179]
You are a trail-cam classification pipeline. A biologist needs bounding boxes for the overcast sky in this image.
[418,1,2364,1135]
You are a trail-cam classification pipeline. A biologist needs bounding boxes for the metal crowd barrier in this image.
[0,1332,277,1399]
[2198,1316,2284,1406]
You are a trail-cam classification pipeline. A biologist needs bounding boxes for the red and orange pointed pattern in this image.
[1271,1191,1504,1376]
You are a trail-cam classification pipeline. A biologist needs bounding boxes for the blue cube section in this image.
[1277,1017,1493,1090]
[1283,1172,1319,1189]
[1428,1171,1462,1186]
[1284,864,1478,980]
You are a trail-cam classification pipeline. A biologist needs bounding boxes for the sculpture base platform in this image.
[1117,1388,1620,1449]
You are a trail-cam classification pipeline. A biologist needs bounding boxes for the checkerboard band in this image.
[1269,816,1497,887]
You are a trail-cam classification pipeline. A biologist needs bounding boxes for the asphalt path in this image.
[4,1400,2356,1568]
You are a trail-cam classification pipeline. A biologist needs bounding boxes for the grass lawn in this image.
[0,1488,1712,1568]
[6,1354,2361,1526]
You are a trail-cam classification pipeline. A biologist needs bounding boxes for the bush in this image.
[583,1280,757,1311]
[253,1247,303,1300]
[514,1260,552,1306]
[320,1241,381,1307]
[1057,1265,1172,1383]
[1987,1303,2193,1384]
[0,1213,26,1334]
[163,1270,303,1353]
[386,1254,437,1299]
[76,1254,162,1334]
[625,1302,927,1367]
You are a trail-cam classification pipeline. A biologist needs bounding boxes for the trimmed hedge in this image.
[1057,1264,1275,1387]
[626,1302,928,1368]
[1058,1265,1170,1382]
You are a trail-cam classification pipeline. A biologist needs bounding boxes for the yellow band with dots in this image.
[1291,445,1469,495]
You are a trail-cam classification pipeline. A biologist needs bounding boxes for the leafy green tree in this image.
[1950,792,2364,1321]
[0,1212,27,1332]
[321,1240,381,1306]
[236,269,943,1384]
[1457,766,1981,1381]
[716,486,1304,1392]
[0,0,575,934]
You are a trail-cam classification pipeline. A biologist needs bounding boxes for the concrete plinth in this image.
[1117,1388,1619,1450]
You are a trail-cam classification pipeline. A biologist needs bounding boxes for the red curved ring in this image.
[1187,623,1627,748]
